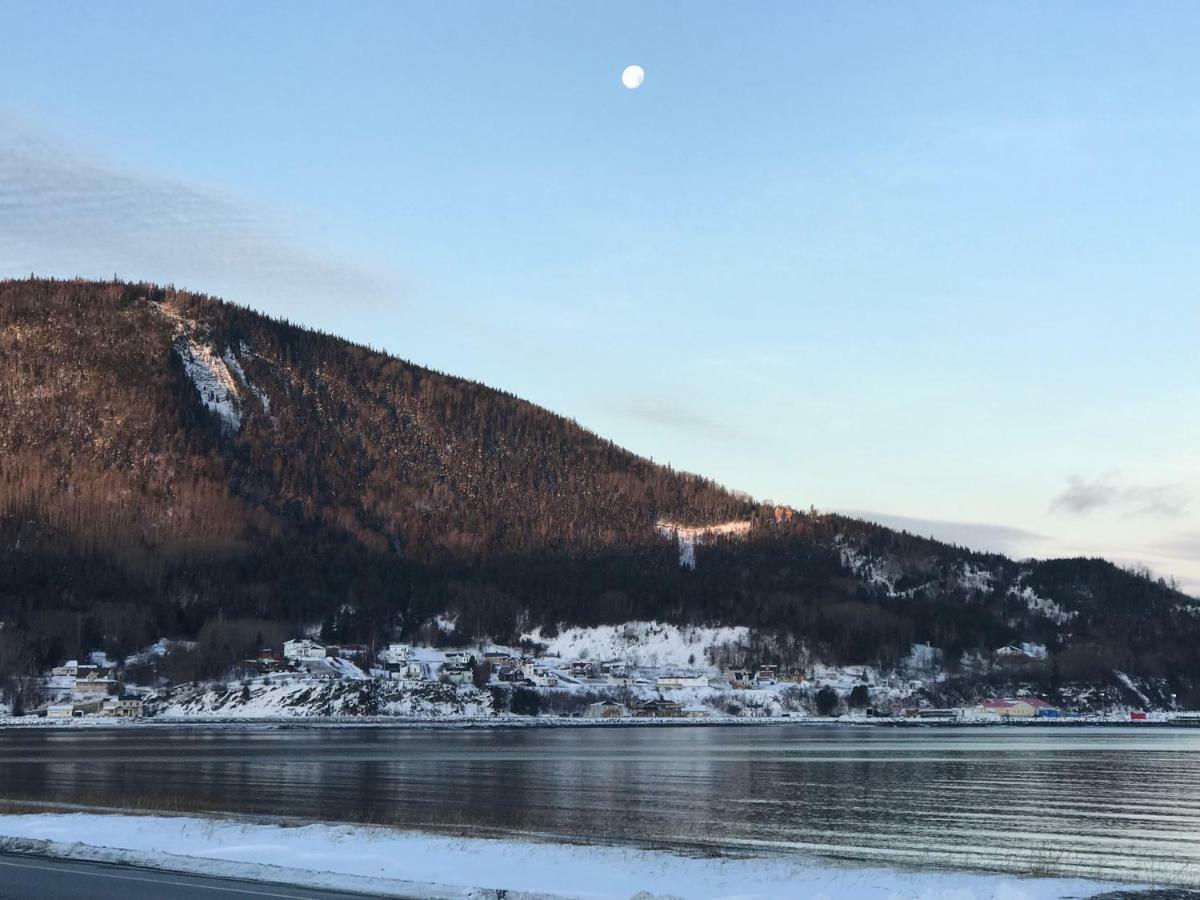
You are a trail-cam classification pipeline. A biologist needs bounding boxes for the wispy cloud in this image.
[611,398,732,439]
[0,124,392,315]
[839,509,1048,558]
[1050,473,1189,518]
[1148,532,1200,562]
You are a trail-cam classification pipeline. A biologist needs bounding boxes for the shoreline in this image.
[1,713,1192,730]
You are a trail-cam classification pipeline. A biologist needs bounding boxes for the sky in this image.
[1,2,1197,592]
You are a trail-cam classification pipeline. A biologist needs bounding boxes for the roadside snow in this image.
[0,814,1132,900]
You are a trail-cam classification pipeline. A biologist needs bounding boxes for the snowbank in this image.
[0,813,1131,900]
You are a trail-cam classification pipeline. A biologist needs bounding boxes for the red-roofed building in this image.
[980,697,1059,718]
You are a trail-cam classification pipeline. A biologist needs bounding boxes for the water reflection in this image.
[2,725,1199,881]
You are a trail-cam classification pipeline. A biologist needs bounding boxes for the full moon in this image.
[621,65,645,89]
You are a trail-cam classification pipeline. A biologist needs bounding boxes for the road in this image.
[0,853,387,900]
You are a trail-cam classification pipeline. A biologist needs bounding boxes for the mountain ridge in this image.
[2,278,1196,700]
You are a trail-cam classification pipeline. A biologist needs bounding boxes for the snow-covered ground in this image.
[149,678,493,719]
[522,621,749,669]
[0,813,1134,899]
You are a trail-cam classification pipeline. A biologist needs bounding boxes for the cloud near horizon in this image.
[1148,532,1200,563]
[1050,473,1189,518]
[837,509,1049,559]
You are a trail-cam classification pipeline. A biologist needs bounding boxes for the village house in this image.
[75,667,118,697]
[397,661,426,682]
[569,660,594,678]
[599,660,627,677]
[51,660,81,677]
[283,639,328,661]
[496,665,525,683]
[482,650,514,665]
[980,698,1059,718]
[585,700,626,719]
[443,650,475,667]
[102,696,144,718]
[524,666,558,688]
[656,673,709,690]
[755,665,779,685]
[442,666,473,686]
[634,699,684,718]
[249,649,290,673]
[723,668,754,689]
[378,643,413,665]
[993,644,1047,662]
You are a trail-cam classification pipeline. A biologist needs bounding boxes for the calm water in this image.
[1,724,1199,883]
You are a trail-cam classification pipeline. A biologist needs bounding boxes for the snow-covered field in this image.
[0,813,1133,899]
[522,620,749,669]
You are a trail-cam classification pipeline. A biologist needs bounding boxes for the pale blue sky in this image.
[1,3,1196,589]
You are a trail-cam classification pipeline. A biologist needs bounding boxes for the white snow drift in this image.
[0,814,1133,900]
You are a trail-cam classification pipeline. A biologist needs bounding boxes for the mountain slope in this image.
[1,278,1196,697]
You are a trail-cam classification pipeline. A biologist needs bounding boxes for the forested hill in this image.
[2,278,1197,695]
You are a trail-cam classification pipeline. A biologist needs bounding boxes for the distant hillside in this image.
[2,278,1197,700]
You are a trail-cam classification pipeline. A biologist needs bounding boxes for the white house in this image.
[443,667,473,685]
[443,650,475,667]
[524,666,558,688]
[600,660,627,677]
[655,673,709,690]
[379,661,425,683]
[585,700,626,719]
[102,697,144,718]
[378,643,413,665]
[283,639,328,661]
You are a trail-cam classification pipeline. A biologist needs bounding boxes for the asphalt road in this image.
[0,853,387,900]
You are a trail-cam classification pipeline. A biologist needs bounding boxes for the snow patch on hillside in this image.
[1010,582,1076,625]
[958,563,995,592]
[522,621,750,669]
[838,543,902,593]
[174,338,243,430]
[655,520,751,569]
[1114,670,1152,708]
[222,346,270,413]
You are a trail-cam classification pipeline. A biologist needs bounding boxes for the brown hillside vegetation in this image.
[1,278,1197,700]
[0,278,748,567]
